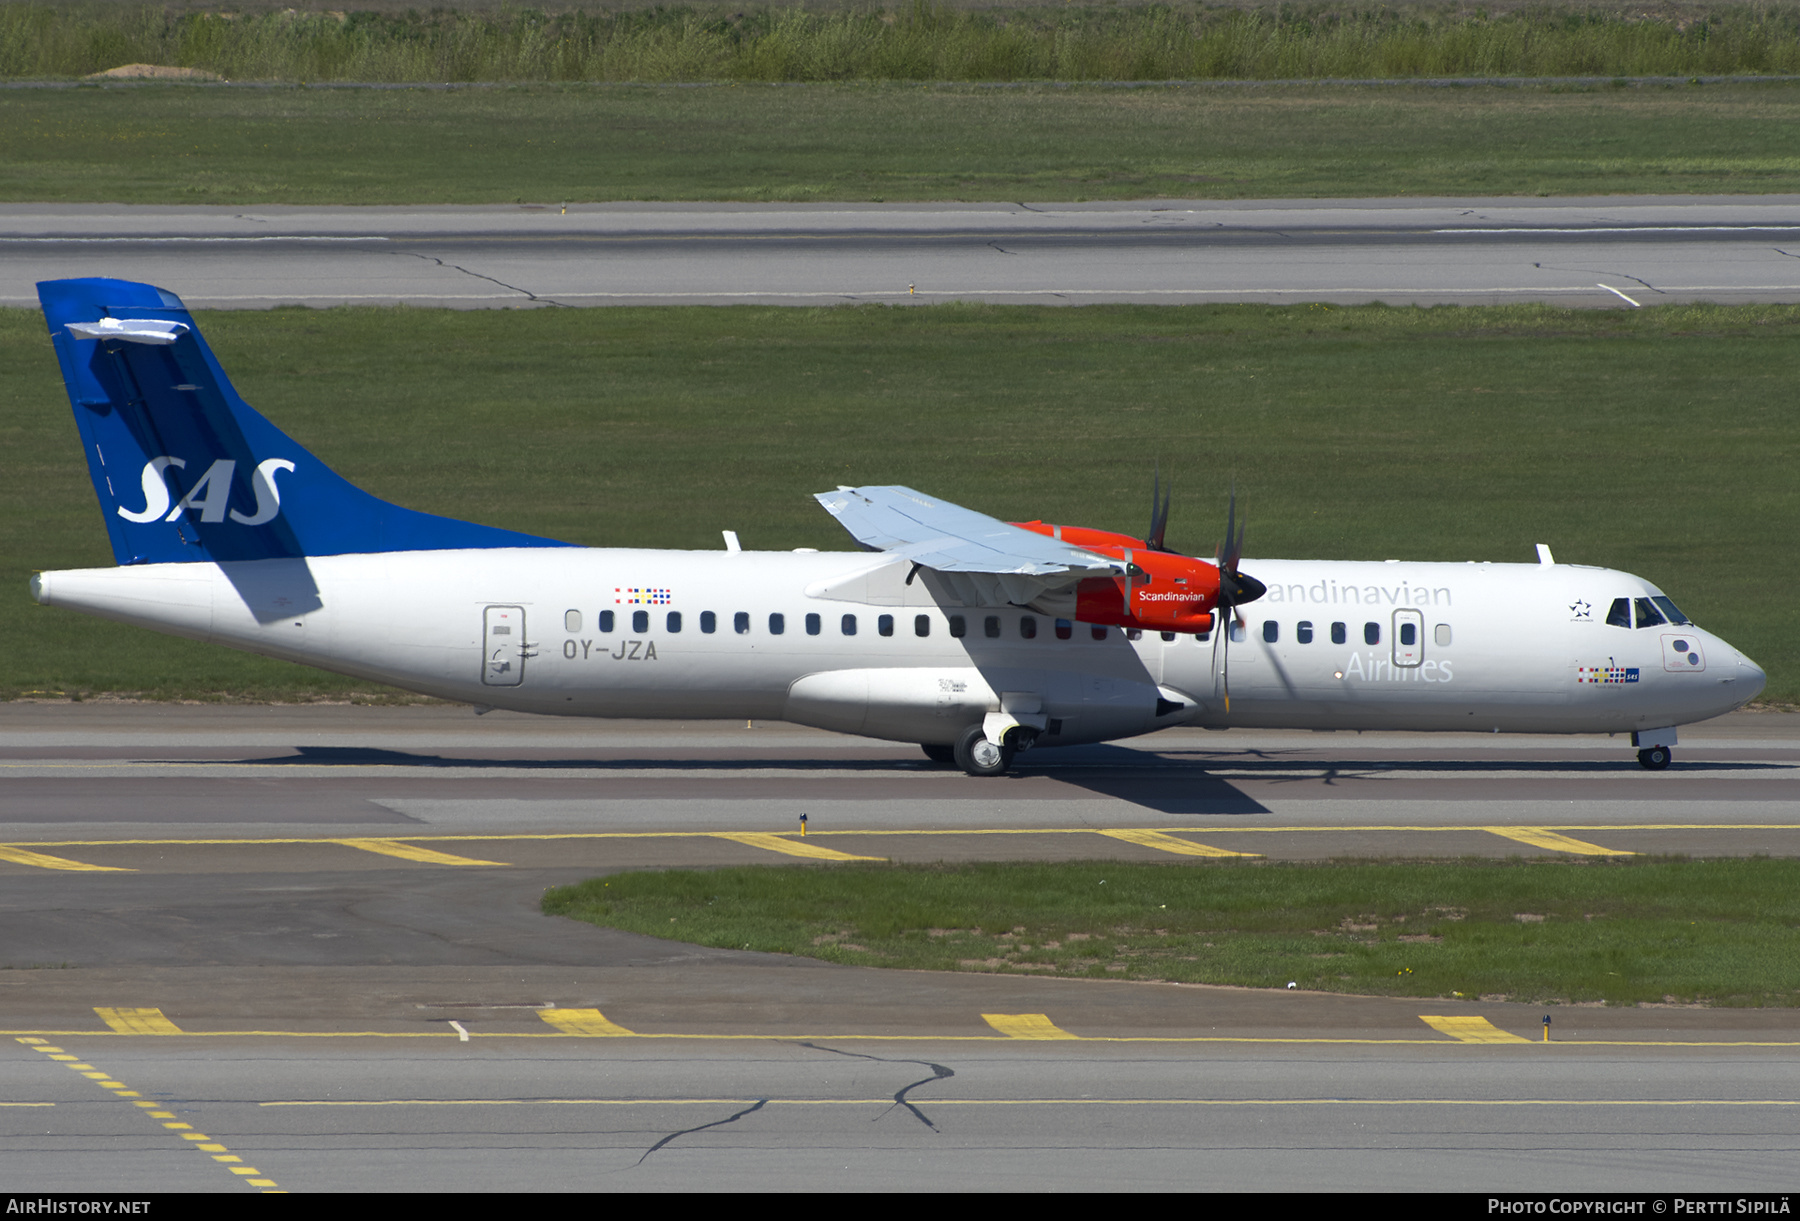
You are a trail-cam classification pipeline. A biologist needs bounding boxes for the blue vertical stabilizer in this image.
[40,278,573,565]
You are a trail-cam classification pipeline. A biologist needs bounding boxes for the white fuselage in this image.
[31,547,1764,745]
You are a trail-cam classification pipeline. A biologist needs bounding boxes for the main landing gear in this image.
[953,723,1015,777]
[1637,745,1672,770]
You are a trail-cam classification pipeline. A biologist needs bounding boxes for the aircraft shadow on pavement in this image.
[165,744,1787,821]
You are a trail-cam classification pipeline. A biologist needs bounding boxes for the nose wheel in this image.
[953,723,1015,777]
[1637,745,1672,770]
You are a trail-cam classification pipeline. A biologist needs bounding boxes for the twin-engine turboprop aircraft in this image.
[31,278,1766,774]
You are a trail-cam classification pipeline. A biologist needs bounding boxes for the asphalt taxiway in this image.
[5,197,1800,309]
[3,704,1797,1191]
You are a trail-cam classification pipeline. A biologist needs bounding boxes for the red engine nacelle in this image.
[1011,520,1221,634]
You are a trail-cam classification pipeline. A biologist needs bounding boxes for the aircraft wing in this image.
[814,485,1121,606]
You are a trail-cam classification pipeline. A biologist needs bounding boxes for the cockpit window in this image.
[1633,597,1667,629]
[1652,596,1691,626]
[1605,598,1631,628]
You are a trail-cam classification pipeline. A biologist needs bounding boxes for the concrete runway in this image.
[2,704,1797,1191]
[6,197,1800,309]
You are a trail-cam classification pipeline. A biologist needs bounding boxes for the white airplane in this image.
[31,278,1765,775]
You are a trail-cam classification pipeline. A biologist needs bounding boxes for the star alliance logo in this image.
[1569,600,1592,621]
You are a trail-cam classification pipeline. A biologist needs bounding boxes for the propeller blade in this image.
[1147,464,1173,553]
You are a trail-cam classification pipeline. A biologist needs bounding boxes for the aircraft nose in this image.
[1738,652,1768,702]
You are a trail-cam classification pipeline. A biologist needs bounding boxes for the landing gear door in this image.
[1392,609,1424,668]
[482,605,527,687]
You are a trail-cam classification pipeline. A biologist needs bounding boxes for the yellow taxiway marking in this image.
[1094,828,1258,857]
[331,838,508,867]
[11,823,1800,852]
[0,845,131,872]
[15,1036,280,1191]
[538,1008,636,1037]
[1483,828,1632,856]
[12,1027,1800,1046]
[983,1013,1080,1040]
[94,1007,184,1036]
[709,832,883,861]
[261,1096,1800,1109]
[1419,1016,1532,1044]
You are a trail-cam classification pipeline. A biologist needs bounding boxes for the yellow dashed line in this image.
[14,1036,280,1191]
[709,832,882,861]
[95,1007,184,1035]
[538,1008,636,1036]
[982,1013,1080,1040]
[1420,1016,1532,1044]
[0,845,131,872]
[1094,828,1259,857]
[331,838,508,866]
[1483,827,1633,856]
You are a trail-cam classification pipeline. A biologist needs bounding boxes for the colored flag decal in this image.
[1577,661,1640,684]
[616,587,672,605]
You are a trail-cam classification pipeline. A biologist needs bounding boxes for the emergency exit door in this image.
[482,605,528,686]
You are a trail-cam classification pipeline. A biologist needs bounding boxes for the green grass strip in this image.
[543,857,1800,1007]
[4,301,1795,700]
[7,80,1800,203]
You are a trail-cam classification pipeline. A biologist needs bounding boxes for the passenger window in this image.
[564,610,582,633]
[1330,622,1346,645]
[1020,616,1037,639]
[1634,598,1667,629]
[734,611,750,635]
[1434,623,1452,646]
[1606,598,1631,628]
[1229,621,1246,643]
[949,615,966,638]
[806,613,822,636]
[1091,626,1107,641]
[878,614,894,637]
[769,613,785,635]
[1399,621,1416,646]
[1160,631,1176,642]
[841,614,857,636]
[1054,619,1073,640]
[1127,628,1142,641]
[632,610,649,633]
[667,611,682,633]
[984,616,1001,639]
[599,610,615,633]
[1263,621,1279,643]
[1196,627,1211,642]
[1297,621,1313,644]
[1364,622,1380,645]
[914,614,931,638]
[701,611,717,634]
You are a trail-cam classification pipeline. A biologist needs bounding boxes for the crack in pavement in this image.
[387,249,568,305]
[1775,247,1800,259]
[634,1098,767,1166]
[796,1042,954,1131]
[1532,262,1664,294]
[988,241,1016,255]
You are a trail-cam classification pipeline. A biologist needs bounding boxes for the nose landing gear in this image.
[1637,745,1672,770]
[1632,728,1676,772]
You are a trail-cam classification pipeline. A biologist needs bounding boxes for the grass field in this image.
[6,79,1800,202]
[8,2,1800,83]
[542,857,1800,1006]
[3,300,1793,702]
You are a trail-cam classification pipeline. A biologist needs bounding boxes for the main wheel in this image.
[952,723,1014,777]
[920,743,955,765]
[1637,745,1672,770]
